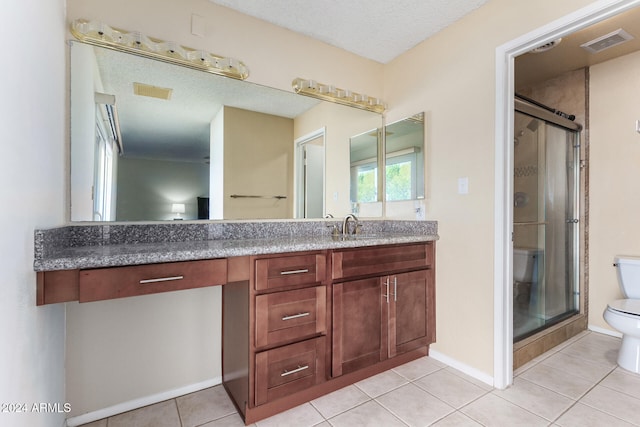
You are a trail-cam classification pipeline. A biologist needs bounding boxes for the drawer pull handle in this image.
[393,276,398,302]
[383,277,390,303]
[282,312,310,321]
[281,365,309,377]
[280,269,309,275]
[139,275,184,284]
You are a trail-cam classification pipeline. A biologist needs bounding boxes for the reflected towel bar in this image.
[230,194,287,199]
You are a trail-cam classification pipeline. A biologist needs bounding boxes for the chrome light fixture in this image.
[70,19,249,80]
[292,78,386,114]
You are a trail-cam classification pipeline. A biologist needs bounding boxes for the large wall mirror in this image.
[349,113,424,217]
[70,41,382,222]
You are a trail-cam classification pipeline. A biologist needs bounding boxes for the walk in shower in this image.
[513,96,581,341]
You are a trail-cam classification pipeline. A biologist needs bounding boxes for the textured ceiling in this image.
[88,44,319,162]
[210,0,489,63]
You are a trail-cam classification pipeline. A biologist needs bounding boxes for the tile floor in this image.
[80,331,640,427]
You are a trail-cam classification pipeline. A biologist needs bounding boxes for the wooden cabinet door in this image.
[332,277,388,377]
[388,270,434,358]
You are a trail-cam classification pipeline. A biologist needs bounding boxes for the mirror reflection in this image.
[349,113,425,217]
[69,41,382,222]
[349,128,381,216]
[385,113,425,201]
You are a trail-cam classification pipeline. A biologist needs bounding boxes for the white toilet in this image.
[513,247,543,311]
[603,256,640,373]
[513,247,542,283]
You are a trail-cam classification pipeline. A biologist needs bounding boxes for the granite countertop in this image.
[34,220,438,272]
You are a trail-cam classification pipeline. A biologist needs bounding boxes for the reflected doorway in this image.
[295,129,325,218]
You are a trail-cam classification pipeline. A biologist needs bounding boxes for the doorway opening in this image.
[494,0,640,389]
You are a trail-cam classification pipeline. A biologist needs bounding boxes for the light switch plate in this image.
[191,14,205,37]
[458,177,469,194]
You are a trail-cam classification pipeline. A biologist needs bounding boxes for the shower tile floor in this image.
[79,331,640,427]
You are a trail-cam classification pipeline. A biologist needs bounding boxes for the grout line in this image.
[173,399,184,427]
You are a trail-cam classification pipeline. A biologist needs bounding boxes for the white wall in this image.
[0,1,67,426]
[116,157,209,221]
[589,49,640,331]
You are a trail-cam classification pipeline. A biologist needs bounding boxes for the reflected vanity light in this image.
[70,19,249,80]
[171,203,186,220]
[292,78,386,114]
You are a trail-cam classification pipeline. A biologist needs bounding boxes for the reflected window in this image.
[93,110,116,221]
[350,128,379,205]
[352,163,378,203]
[385,113,424,202]
[386,154,415,201]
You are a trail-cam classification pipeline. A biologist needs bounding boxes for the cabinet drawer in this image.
[255,254,326,291]
[255,337,326,406]
[332,243,432,280]
[255,286,326,348]
[79,259,227,302]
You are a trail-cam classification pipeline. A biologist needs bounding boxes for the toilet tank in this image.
[615,256,640,298]
[514,247,543,283]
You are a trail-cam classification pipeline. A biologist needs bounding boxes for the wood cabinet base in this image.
[233,346,428,425]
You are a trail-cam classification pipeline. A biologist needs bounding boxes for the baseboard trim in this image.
[65,377,222,427]
[588,324,622,338]
[428,349,494,388]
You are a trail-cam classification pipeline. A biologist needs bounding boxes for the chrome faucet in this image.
[342,214,359,236]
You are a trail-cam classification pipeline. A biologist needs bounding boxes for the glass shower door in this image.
[513,111,579,341]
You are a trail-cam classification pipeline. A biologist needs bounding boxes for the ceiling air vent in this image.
[133,82,173,100]
[580,28,634,54]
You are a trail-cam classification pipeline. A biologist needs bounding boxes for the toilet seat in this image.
[607,299,640,316]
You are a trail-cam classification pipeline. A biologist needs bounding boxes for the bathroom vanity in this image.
[34,220,437,424]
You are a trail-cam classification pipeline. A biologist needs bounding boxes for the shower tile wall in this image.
[513,115,540,249]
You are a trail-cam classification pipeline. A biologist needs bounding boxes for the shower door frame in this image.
[513,100,581,341]
[493,0,640,389]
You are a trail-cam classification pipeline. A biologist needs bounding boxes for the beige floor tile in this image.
[443,367,493,392]
[601,369,640,400]
[493,377,574,421]
[560,334,620,367]
[108,399,181,427]
[580,384,640,425]
[539,351,615,382]
[200,412,252,427]
[310,384,370,419]
[327,400,406,427]
[431,411,483,426]
[555,402,636,427]
[519,362,596,399]
[414,369,488,409]
[255,403,324,427]
[78,420,107,427]
[355,369,409,398]
[176,386,237,427]
[461,394,548,427]
[376,383,454,426]
[391,355,444,381]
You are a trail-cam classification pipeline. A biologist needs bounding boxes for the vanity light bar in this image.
[70,19,249,80]
[292,78,386,114]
